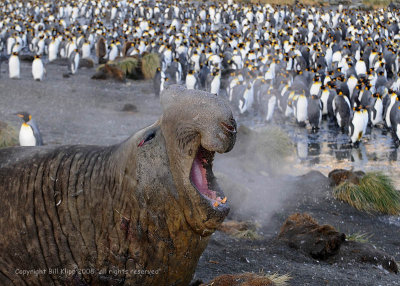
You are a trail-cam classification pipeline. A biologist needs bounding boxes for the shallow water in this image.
[239,112,400,188]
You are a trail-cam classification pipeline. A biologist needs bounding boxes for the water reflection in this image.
[281,119,399,171]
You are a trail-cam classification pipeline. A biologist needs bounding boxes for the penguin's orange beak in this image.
[17,114,24,118]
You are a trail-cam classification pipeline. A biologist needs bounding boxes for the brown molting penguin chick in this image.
[0,85,236,285]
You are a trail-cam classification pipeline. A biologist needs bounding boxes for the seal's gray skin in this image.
[0,85,236,285]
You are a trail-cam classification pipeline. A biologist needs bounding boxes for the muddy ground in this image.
[0,62,399,285]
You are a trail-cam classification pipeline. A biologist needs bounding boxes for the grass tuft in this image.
[362,0,391,8]
[141,53,160,79]
[0,121,18,148]
[219,220,261,240]
[254,125,294,164]
[346,232,373,243]
[97,57,142,80]
[266,273,292,286]
[117,57,139,75]
[333,172,400,215]
[233,229,261,240]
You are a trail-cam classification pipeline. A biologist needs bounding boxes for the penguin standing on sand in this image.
[264,89,277,122]
[69,49,80,75]
[239,83,254,114]
[16,112,43,146]
[9,52,20,79]
[186,69,199,90]
[48,37,58,62]
[32,55,45,81]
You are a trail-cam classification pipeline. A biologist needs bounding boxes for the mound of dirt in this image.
[328,169,365,186]
[278,213,346,260]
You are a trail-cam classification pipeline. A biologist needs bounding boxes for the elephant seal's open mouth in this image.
[190,145,228,210]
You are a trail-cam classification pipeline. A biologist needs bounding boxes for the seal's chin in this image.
[189,146,229,212]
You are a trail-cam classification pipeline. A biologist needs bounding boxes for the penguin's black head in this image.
[16,112,31,123]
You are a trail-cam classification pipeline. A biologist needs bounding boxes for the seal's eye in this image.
[138,130,156,147]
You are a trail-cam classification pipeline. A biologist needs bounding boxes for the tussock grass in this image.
[97,57,142,80]
[346,232,373,243]
[236,125,294,174]
[141,53,160,79]
[0,121,18,148]
[333,172,400,215]
[255,125,294,163]
[117,57,139,75]
[362,0,391,8]
[266,273,292,286]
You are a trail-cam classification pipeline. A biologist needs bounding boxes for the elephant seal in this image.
[0,85,236,285]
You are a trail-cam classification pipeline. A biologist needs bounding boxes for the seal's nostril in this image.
[220,121,237,134]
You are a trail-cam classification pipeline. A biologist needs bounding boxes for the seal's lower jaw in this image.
[189,146,230,216]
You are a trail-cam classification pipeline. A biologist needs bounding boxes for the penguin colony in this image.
[2,1,400,145]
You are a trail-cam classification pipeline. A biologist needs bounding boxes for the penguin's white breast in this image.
[19,124,36,146]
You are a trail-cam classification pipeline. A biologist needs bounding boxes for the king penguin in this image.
[153,67,162,97]
[9,52,20,79]
[16,112,43,146]
[296,92,308,127]
[370,93,383,126]
[186,69,199,90]
[209,69,221,95]
[349,106,365,144]
[69,48,80,75]
[333,90,351,130]
[32,54,45,81]
[308,95,322,130]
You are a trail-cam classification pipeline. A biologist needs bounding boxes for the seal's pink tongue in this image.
[191,156,217,200]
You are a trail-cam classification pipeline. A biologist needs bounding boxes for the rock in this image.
[278,213,346,260]
[328,169,365,186]
[91,63,125,82]
[335,241,399,274]
[121,103,137,112]
[79,58,94,69]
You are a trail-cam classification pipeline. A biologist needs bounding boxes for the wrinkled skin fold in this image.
[0,85,236,286]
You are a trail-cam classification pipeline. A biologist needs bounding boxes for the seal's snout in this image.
[220,117,237,153]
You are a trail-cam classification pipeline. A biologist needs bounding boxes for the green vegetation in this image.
[333,172,400,215]
[116,57,139,76]
[346,232,373,243]
[256,125,294,163]
[0,121,18,148]
[362,0,391,8]
[141,53,160,79]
